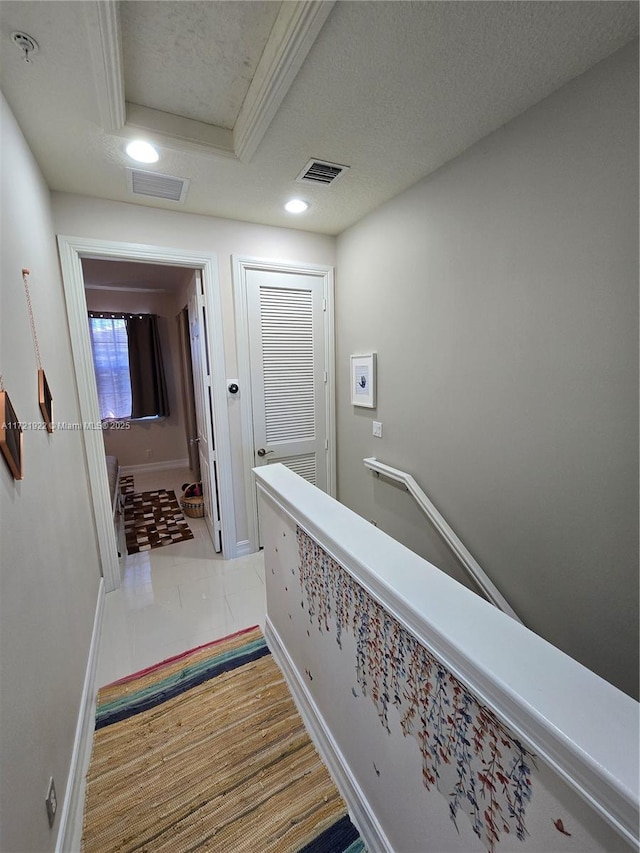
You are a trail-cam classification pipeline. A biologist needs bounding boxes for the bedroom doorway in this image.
[58,236,237,592]
[82,261,222,554]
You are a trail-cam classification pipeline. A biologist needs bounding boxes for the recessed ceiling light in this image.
[284,199,309,214]
[126,140,159,164]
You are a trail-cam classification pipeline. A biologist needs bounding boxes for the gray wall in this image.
[0,93,102,851]
[335,42,639,699]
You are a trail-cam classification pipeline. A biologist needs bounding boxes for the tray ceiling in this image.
[0,1,637,235]
[121,1,282,130]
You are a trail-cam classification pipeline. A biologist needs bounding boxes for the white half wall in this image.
[256,467,638,852]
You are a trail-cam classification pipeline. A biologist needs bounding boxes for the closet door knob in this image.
[256,448,274,457]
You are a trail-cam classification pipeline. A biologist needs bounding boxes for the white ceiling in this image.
[1,1,637,236]
[82,258,193,293]
[121,1,282,130]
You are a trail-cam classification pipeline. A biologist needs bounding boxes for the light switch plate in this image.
[372,421,383,438]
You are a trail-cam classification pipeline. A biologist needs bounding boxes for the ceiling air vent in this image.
[126,168,190,203]
[296,159,349,187]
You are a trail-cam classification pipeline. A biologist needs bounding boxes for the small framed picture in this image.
[350,353,376,408]
[0,389,24,480]
[38,369,53,433]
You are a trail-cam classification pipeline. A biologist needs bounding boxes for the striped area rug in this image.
[82,626,365,852]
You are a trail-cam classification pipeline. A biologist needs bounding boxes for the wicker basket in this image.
[181,494,205,518]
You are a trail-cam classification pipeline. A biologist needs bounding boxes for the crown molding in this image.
[123,103,236,158]
[84,0,125,132]
[84,284,169,293]
[234,0,335,162]
[85,0,334,161]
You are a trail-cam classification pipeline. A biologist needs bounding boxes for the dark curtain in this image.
[126,314,170,418]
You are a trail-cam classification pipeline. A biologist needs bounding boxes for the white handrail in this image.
[363,456,522,623]
[255,464,639,847]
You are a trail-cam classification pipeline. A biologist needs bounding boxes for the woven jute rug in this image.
[82,626,364,853]
[124,488,194,555]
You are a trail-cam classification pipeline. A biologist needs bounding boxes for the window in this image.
[88,312,170,421]
[89,316,132,420]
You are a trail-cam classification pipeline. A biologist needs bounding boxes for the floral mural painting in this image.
[296,527,535,852]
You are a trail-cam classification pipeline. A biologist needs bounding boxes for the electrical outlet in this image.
[372,421,383,438]
[45,777,57,828]
[146,448,153,459]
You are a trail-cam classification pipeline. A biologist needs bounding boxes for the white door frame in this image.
[233,256,335,553]
[57,235,237,591]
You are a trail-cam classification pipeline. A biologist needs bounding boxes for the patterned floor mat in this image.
[124,488,194,555]
[119,474,135,499]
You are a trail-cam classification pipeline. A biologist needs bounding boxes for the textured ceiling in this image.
[82,258,193,292]
[120,1,282,129]
[0,1,637,236]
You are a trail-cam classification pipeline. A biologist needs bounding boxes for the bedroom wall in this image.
[335,42,639,699]
[84,285,189,469]
[0,92,102,851]
[52,194,336,548]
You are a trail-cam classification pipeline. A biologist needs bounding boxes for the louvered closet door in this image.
[247,269,327,491]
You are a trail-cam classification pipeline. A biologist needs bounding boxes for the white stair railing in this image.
[255,463,639,852]
[363,456,522,623]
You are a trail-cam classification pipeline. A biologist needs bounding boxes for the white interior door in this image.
[178,308,200,475]
[247,269,328,490]
[188,273,222,552]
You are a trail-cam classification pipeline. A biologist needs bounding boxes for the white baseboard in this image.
[56,579,105,853]
[234,539,252,557]
[119,458,190,475]
[264,617,390,853]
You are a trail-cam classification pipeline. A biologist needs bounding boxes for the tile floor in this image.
[96,466,267,687]
[69,467,266,850]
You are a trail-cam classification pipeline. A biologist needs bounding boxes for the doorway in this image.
[82,259,223,553]
[233,256,335,551]
[58,235,238,592]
